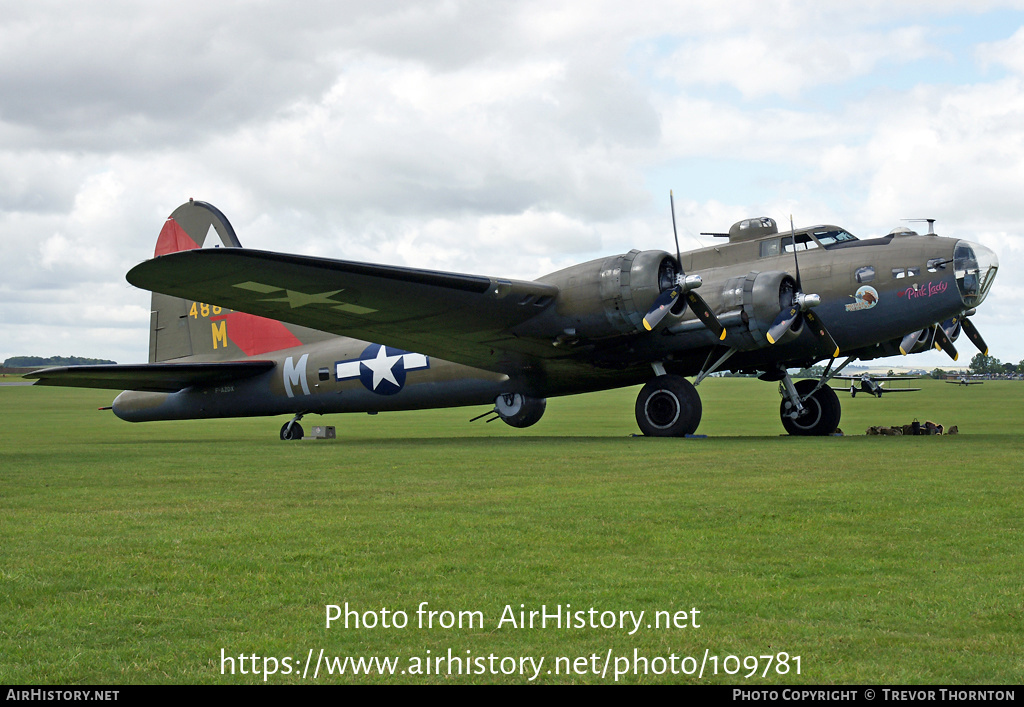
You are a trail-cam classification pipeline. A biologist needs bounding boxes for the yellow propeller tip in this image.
[719,330,727,341]
[642,321,653,331]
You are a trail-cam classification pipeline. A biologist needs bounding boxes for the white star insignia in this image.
[361,346,402,390]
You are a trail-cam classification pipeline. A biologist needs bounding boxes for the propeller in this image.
[931,323,959,361]
[764,217,839,358]
[642,192,726,340]
[901,314,986,358]
[960,317,988,355]
[899,328,925,356]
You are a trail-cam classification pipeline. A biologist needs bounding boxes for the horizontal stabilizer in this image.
[26,361,275,392]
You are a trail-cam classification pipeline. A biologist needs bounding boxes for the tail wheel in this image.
[635,374,702,437]
[781,379,841,436]
[280,421,304,440]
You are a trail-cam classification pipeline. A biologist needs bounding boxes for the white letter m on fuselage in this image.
[283,354,311,398]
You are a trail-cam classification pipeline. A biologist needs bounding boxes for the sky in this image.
[2,0,1023,371]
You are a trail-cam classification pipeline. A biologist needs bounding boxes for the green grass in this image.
[1,379,1022,684]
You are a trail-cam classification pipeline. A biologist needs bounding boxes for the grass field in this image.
[1,378,1022,684]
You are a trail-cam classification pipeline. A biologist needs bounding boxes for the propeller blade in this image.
[960,317,989,355]
[942,316,961,341]
[931,324,959,361]
[766,306,800,344]
[899,329,925,356]
[803,309,840,358]
[670,190,682,263]
[789,215,801,289]
[642,287,680,331]
[684,290,726,340]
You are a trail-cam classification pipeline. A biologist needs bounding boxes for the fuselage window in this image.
[892,268,906,279]
[760,239,782,258]
[782,234,818,253]
[855,266,875,283]
[927,258,946,272]
[907,266,920,278]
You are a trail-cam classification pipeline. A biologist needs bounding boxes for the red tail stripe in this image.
[221,312,303,356]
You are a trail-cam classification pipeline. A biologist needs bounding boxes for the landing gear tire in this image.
[635,374,702,437]
[280,421,304,440]
[781,379,841,436]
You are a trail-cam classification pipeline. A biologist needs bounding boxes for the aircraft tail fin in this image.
[148,200,330,363]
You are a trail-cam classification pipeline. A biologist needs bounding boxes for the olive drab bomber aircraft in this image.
[28,198,999,438]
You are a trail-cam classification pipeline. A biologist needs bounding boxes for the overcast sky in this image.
[2,0,1023,371]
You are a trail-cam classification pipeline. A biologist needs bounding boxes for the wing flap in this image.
[27,361,276,392]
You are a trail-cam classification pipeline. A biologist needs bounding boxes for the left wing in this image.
[27,361,276,392]
[127,248,562,373]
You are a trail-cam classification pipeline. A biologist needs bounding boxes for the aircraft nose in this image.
[953,240,998,307]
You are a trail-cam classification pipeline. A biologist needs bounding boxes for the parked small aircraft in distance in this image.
[833,372,921,398]
[28,198,999,437]
[947,376,985,386]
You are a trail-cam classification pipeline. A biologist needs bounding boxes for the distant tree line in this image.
[967,354,1020,376]
[3,356,116,367]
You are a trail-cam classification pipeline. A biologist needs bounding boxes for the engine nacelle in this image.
[495,393,546,428]
[542,249,682,338]
[720,271,802,350]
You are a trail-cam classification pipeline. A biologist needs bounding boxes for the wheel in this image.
[635,375,702,437]
[494,393,547,428]
[280,421,304,440]
[781,379,841,436]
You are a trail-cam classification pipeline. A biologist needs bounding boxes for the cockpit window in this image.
[813,229,858,246]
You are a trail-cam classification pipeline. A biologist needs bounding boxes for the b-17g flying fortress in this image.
[28,197,998,439]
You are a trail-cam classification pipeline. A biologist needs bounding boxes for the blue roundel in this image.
[334,343,431,396]
[358,344,407,396]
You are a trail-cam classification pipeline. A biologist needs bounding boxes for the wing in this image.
[127,249,561,373]
[27,361,275,392]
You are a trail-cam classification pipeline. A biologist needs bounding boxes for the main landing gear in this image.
[635,374,702,437]
[779,376,841,436]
